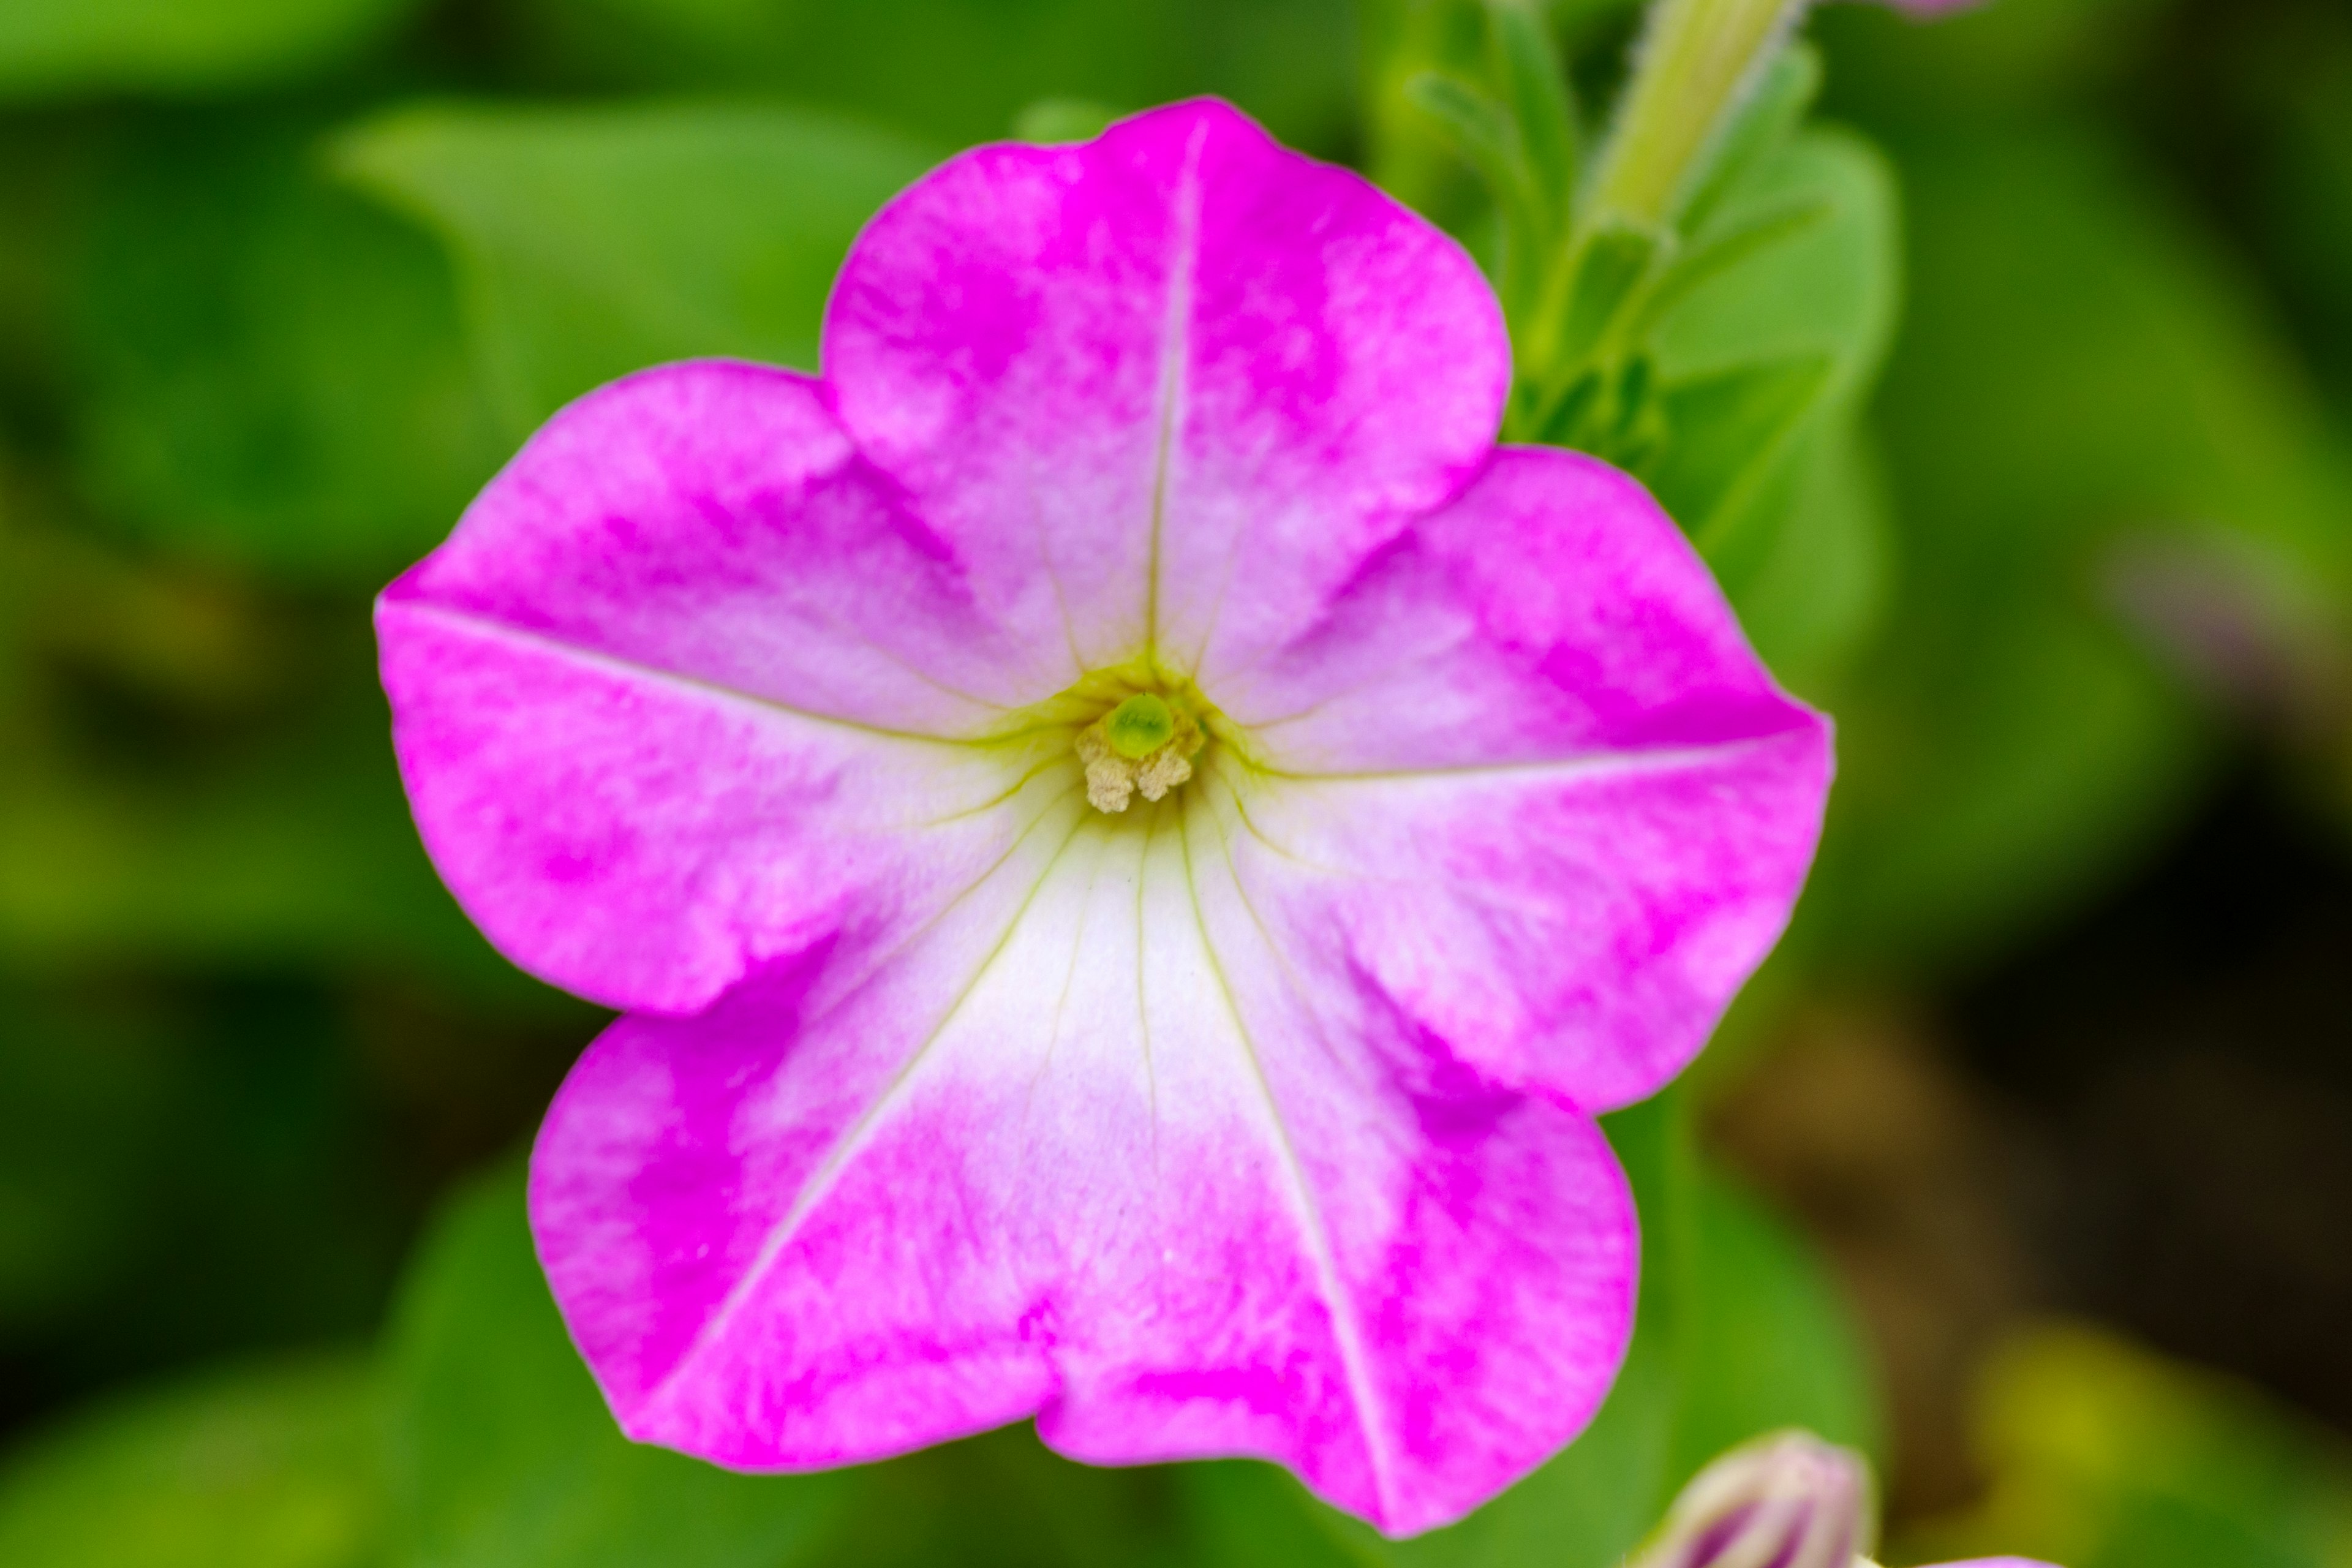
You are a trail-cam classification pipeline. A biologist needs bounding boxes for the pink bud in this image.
[1636,1431,1875,1568]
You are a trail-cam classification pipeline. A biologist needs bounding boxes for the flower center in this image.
[1103,693,1176,758]
[1076,690,1205,813]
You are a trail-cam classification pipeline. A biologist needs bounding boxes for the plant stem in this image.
[1586,0,1804,230]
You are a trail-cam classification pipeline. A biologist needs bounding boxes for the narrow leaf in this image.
[1403,69,1536,221]
[1484,0,1577,241]
[1558,224,1659,368]
[1404,69,1548,318]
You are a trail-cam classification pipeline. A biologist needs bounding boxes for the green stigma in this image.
[1104,693,1177,759]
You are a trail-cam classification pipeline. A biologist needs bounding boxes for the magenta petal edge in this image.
[375,99,1834,1537]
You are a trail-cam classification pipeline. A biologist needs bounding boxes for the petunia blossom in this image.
[1630,1431,2061,1568]
[376,99,1831,1536]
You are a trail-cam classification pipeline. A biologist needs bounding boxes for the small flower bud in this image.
[1632,1430,1876,1568]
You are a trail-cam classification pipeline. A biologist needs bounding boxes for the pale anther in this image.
[1076,696,1203,813]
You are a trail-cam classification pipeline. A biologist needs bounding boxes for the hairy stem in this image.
[1587,0,1804,229]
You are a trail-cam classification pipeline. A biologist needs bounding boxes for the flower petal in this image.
[825,98,1507,680]
[1208,446,1831,1110]
[531,796,1635,1537]
[377,361,1071,1011]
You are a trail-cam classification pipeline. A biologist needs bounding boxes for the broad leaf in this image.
[1643,353,1833,535]
[335,102,941,435]
[385,1163,856,1568]
[1667,1169,1880,1486]
[1705,420,1896,703]
[1643,126,1901,553]
[62,111,503,579]
[385,1165,1191,1568]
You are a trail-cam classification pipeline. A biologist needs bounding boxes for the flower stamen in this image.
[1077,694,1204,813]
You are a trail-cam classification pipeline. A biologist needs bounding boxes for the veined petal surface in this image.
[532,788,1635,1536]
[1212,447,1831,1109]
[379,363,1066,1013]
[380,96,1836,1540]
[826,97,1509,680]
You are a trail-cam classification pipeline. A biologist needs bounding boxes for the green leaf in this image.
[1606,123,1901,693]
[385,1164,1192,1568]
[1361,0,1496,213]
[1628,197,1833,347]
[1644,353,1833,543]
[1405,69,1547,320]
[1483,0,1576,239]
[1645,125,1900,450]
[1165,1463,1370,1568]
[0,0,420,100]
[1676,43,1822,236]
[1010,97,1122,143]
[63,112,505,580]
[1705,420,1896,703]
[1667,1169,1880,1485]
[1556,224,1660,370]
[0,1355,383,1568]
[1404,71,1531,221]
[335,102,942,437]
[1519,108,1894,595]
[385,1163,854,1568]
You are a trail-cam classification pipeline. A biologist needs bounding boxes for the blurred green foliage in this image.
[501,0,1358,153]
[62,110,502,579]
[0,1353,380,1568]
[1899,1324,2352,1568]
[334,104,940,435]
[0,0,420,101]
[3,0,2351,1562]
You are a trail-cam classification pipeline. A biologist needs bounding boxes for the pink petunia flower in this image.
[1632,1431,2060,1568]
[1638,1431,1877,1568]
[375,99,1831,1535]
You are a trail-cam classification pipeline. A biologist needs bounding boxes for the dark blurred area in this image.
[2,0,2351,1559]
